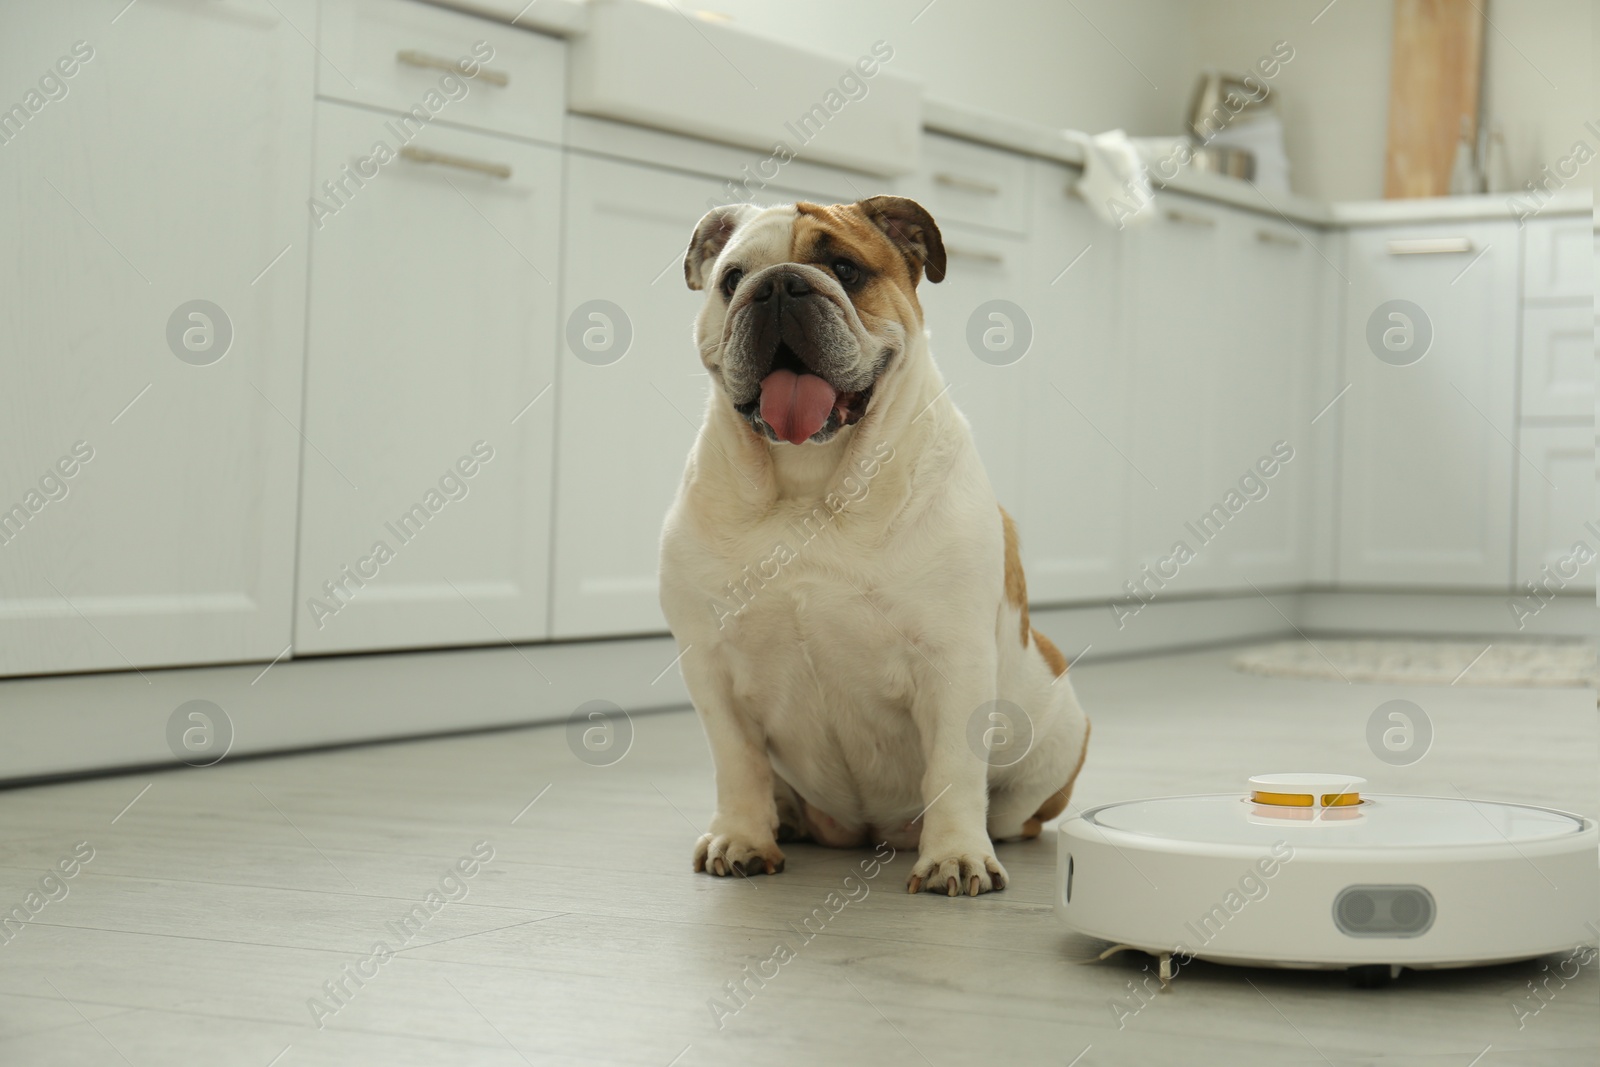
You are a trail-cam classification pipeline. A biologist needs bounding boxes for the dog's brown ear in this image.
[855,195,946,284]
[684,204,759,291]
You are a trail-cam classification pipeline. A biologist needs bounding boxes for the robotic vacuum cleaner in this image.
[1057,774,1598,979]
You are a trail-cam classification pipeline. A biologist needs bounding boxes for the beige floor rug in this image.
[1232,638,1599,690]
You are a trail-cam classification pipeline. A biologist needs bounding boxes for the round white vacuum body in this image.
[1055,775,1599,970]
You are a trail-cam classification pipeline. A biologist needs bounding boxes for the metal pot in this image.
[1188,144,1256,180]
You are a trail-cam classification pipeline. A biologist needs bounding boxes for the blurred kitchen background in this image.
[0,0,1593,780]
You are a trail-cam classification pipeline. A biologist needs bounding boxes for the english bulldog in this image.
[658,195,1090,896]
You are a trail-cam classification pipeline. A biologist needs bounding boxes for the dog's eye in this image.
[831,259,861,286]
[720,268,744,299]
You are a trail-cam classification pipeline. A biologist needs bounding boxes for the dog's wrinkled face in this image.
[685,196,946,445]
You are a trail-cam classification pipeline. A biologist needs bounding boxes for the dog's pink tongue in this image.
[759,369,837,445]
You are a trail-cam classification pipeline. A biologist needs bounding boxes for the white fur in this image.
[659,205,1089,896]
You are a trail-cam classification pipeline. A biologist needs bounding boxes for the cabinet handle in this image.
[1165,208,1216,227]
[398,145,512,180]
[1386,237,1474,255]
[945,246,1004,265]
[933,172,1001,196]
[396,49,510,87]
[1256,229,1299,247]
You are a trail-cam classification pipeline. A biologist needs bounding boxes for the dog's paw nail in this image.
[946,876,958,897]
[712,858,727,876]
[908,874,923,894]
[968,875,980,896]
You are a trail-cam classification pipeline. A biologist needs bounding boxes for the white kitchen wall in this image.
[1478,0,1592,194]
[1177,0,1590,202]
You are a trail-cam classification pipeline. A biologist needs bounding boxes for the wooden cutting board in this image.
[1383,0,1486,198]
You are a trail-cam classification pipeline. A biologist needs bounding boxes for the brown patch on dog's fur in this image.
[999,506,1071,675]
[854,195,946,284]
[1033,627,1068,676]
[792,201,927,330]
[1021,719,1091,838]
[999,506,1029,646]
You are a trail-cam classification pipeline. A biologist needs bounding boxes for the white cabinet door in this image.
[294,103,559,654]
[1209,216,1316,588]
[1017,166,1127,602]
[1122,199,1234,595]
[551,156,727,639]
[1337,221,1519,588]
[920,225,1029,523]
[0,0,315,676]
[1515,424,1597,592]
[1122,202,1316,597]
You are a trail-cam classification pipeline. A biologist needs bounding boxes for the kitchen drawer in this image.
[317,0,563,145]
[1515,424,1597,591]
[1520,303,1595,420]
[902,133,1030,235]
[1522,218,1593,301]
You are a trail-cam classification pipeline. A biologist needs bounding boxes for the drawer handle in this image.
[399,145,512,180]
[1386,237,1474,255]
[396,49,509,87]
[1165,208,1216,227]
[933,172,1001,196]
[945,246,1004,265]
[1256,229,1299,247]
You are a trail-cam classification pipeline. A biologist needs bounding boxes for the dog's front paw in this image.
[693,829,785,877]
[907,841,1007,897]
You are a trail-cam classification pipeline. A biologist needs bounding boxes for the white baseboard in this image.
[1296,589,1596,641]
[2,590,1592,784]
[1028,591,1304,663]
[0,636,689,785]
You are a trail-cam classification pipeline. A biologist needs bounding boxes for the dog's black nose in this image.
[750,269,812,304]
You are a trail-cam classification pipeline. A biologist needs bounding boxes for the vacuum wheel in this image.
[1346,964,1402,988]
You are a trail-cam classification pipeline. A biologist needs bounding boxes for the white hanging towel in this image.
[1061,128,1156,228]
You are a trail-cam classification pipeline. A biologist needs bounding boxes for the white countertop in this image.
[424,0,591,36]
[428,2,1592,229]
[923,98,1590,228]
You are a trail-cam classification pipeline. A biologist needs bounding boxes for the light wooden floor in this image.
[1,645,1595,1066]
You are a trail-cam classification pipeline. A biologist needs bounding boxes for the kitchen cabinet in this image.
[293,102,561,654]
[1336,221,1519,588]
[0,0,315,676]
[1016,163,1128,601]
[1510,218,1594,592]
[1121,197,1314,595]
